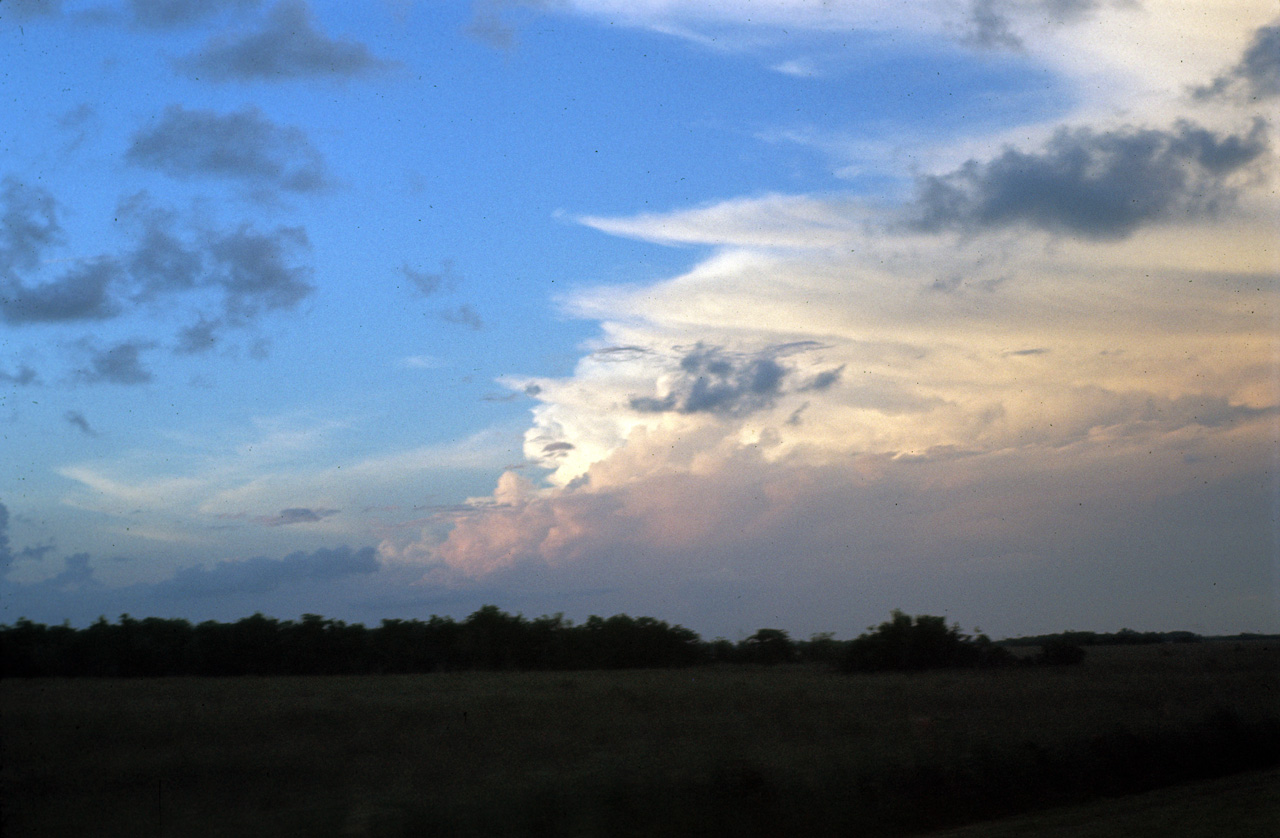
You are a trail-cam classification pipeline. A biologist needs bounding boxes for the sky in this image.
[1,0,1276,640]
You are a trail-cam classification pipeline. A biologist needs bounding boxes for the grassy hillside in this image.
[2,641,1276,836]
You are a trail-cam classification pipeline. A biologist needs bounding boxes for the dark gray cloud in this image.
[963,0,1109,50]
[74,340,155,385]
[260,507,340,526]
[441,304,484,330]
[119,198,204,299]
[909,120,1269,238]
[1,258,121,324]
[208,224,314,320]
[802,366,844,391]
[176,0,394,81]
[127,0,261,29]
[631,345,790,415]
[155,545,379,598]
[63,410,99,436]
[1194,21,1280,101]
[0,177,61,274]
[173,317,221,355]
[0,364,39,385]
[402,264,448,296]
[126,105,329,193]
[1,0,63,21]
[115,195,315,339]
[1237,21,1280,98]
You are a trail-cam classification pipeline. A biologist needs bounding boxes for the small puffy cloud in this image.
[259,507,340,526]
[908,120,1270,239]
[0,364,39,385]
[64,410,99,436]
[441,304,484,330]
[174,317,221,355]
[402,264,447,296]
[1,259,121,325]
[0,177,61,274]
[126,105,329,193]
[73,340,155,386]
[177,0,394,81]
[127,0,262,29]
[208,224,314,319]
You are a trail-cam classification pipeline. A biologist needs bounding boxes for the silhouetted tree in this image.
[841,611,1012,672]
[741,629,796,665]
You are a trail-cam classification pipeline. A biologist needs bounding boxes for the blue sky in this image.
[2,0,1276,639]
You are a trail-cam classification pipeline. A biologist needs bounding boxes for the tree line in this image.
[0,606,1110,678]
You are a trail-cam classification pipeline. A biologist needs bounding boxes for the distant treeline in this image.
[5,606,1251,678]
[1000,628,1201,646]
[0,608,712,677]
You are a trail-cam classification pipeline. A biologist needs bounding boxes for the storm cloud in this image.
[126,105,329,193]
[909,120,1269,238]
[176,0,393,81]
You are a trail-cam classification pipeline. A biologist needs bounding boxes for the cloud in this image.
[117,195,315,332]
[259,507,340,526]
[1194,20,1280,101]
[0,186,312,348]
[154,545,379,598]
[126,105,329,193]
[126,0,262,29]
[908,120,1270,239]
[629,344,790,416]
[0,177,61,274]
[441,304,484,330]
[64,410,99,436]
[402,264,448,297]
[177,0,394,81]
[1,258,121,324]
[0,365,39,385]
[73,340,155,385]
[1,0,62,21]
[961,0,1111,51]
[208,224,314,319]
[0,502,11,574]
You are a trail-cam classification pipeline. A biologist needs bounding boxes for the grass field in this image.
[2,642,1276,836]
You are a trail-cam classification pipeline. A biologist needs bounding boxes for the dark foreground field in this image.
[3,642,1277,837]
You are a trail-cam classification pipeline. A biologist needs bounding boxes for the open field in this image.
[3,642,1277,836]
[921,767,1279,838]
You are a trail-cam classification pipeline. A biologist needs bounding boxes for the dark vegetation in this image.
[3,642,1276,837]
[1,607,1101,678]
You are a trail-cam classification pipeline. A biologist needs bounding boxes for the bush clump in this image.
[840,610,1014,672]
